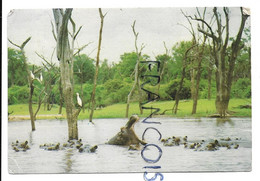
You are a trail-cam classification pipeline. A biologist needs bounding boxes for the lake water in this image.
[8,117,251,173]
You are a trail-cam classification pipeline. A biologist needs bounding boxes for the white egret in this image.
[242,7,250,16]
[76,93,82,107]
[30,71,35,80]
[40,73,43,82]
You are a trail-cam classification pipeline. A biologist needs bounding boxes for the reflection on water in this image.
[216,118,235,126]
[8,117,251,173]
[63,149,74,173]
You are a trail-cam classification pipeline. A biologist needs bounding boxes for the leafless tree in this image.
[53,9,81,139]
[8,37,41,131]
[89,8,106,123]
[125,20,145,118]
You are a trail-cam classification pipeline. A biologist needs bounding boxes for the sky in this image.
[7,7,248,65]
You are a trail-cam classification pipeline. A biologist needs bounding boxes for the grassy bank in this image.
[8,99,251,121]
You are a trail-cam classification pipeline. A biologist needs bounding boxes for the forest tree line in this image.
[8,39,251,106]
[8,7,251,118]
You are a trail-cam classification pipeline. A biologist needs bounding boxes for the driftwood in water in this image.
[107,115,147,146]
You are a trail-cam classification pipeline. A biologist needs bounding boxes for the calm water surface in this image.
[8,117,251,173]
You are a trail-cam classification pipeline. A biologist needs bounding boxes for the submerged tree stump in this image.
[107,115,147,146]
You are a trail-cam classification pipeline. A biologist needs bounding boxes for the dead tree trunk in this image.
[89,8,106,123]
[207,57,213,100]
[126,60,140,118]
[80,70,85,113]
[58,77,63,114]
[53,9,81,140]
[191,37,206,114]
[8,37,36,131]
[157,42,169,94]
[190,66,196,100]
[125,20,145,118]
[28,76,36,131]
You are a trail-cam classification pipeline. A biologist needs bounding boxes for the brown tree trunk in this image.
[207,61,213,100]
[191,60,202,114]
[126,61,139,118]
[89,8,105,123]
[192,38,206,114]
[137,75,143,115]
[58,77,63,114]
[28,82,36,131]
[173,62,186,114]
[191,65,201,114]
[80,64,85,113]
[190,68,195,100]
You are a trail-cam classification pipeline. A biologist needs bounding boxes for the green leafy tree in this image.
[117,52,138,78]
[233,27,251,81]
[8,48,27,87]
[73,54,95,84]
[98,59,113,84]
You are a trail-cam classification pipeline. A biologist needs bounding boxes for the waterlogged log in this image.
[107,115,147,146]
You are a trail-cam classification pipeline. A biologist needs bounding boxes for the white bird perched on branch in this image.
[40,73,43,82]
[76,93,82,107]
[30,71,35,80]
[242,7,250,16]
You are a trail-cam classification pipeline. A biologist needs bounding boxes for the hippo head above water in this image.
[107,115,146,147]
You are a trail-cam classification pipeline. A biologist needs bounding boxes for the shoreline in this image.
[8,114,64,121]
[8,114,251,122]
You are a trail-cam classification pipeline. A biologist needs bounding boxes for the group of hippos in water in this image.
[11,115,240,153]
[11,140,30,152]
[161,135,240,151]
[11,139,98,153]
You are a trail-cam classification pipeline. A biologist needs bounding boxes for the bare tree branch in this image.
[73,42,93,56]
[51,21,57,41]
[223,7,230,51]
[8,39,21,49]
[50,47,56,62]
[36,51,59,73]
[8,37,31,50]
[20,37,32,50]
[177,23,194,37]
[181,9,196,40]
[163,41,169,55]
[213,7,222,40]
[74,26,82,40]
[89,8,106,123]
[187,14,217,41]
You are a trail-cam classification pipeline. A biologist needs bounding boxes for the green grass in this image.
[8,99,251,120]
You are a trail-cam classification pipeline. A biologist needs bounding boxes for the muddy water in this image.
[8,117,251,173]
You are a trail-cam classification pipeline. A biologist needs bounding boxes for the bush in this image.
[158,84,172,100]
[198,79,216,99]
[231,78,251,98]
[8,85,29,105]
[102,79,132,105]
[165,78,191,100]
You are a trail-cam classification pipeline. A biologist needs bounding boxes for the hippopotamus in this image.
[107,115,147,147]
